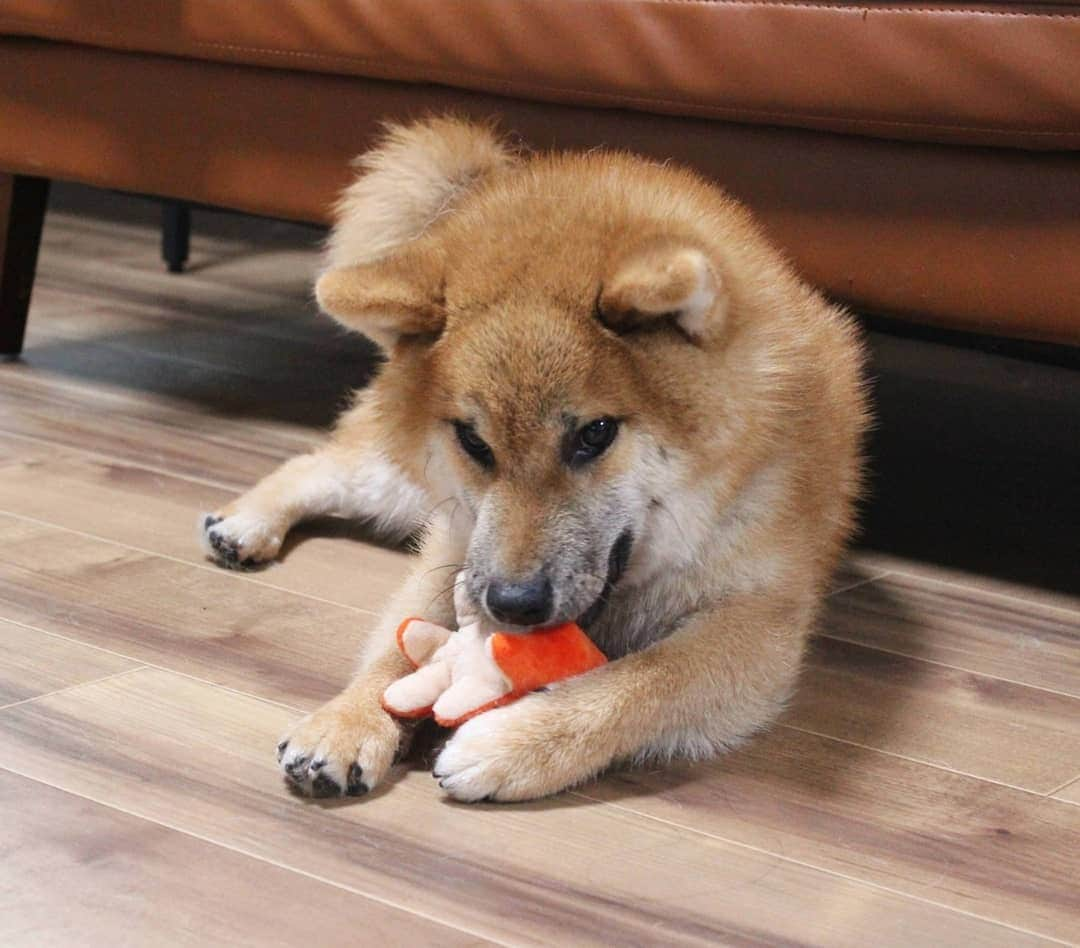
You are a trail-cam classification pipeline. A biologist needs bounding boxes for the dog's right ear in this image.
[315,248,445,351]
[598,239,727,344]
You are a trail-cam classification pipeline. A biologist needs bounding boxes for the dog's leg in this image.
[276,520,466,796]
[200,404,427,568]
[276,646,416,797]
[433,592,810,802]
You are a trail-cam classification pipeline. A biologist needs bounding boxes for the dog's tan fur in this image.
[201,117,868,802]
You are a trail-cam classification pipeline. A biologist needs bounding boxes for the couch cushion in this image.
[5,39,1079,344]
[2,0,1078,150]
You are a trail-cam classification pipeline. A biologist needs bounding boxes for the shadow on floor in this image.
[859,332,1080,594]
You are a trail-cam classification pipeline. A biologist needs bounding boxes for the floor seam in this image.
[776,722,1062,797]
[0,615,309,714]
[1043,773,1080,798]
[0,426,256,493]
[825,569,893,597]
[886,568,1080,622]
[0,508,380,619]
[567,789,1069,946]
[815,632,1080,701]
[0,762,508,947]
[0,386,316,468]
[0,666,148,714]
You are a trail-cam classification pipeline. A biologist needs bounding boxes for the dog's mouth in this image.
[578,529,634,631]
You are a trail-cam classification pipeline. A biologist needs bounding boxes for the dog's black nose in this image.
[485,576,554,627]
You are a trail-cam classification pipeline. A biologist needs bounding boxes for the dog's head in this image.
[316,152,746,630]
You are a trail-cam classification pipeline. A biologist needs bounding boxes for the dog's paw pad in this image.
[276,706,397,799]
[310,771,340,797]
[199,511,281,569]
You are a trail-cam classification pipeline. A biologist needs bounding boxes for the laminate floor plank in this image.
[37,208,323,309]
[0,668,1049,948]
[0,620,138,708]
[825,571,1080,696]
[580,726,1080,942]
[22,292,372,431]
[0,363,316,488]
[1053,778,1080,805]
[0,515,371,709]
[788,634,1080,792]
[854,550,1080,620]
[0,769,489,948]
[0,432,411,614]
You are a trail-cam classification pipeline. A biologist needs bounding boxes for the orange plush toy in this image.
[381,577,607,728]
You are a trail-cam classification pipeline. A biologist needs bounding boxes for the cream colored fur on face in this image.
[202,116,868,803]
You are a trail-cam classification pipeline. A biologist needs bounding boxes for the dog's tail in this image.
[324,115,516,270]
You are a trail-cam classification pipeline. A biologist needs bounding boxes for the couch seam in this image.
[2,20,1077,140]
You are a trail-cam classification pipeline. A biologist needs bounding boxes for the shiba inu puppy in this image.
[201,116,869,802]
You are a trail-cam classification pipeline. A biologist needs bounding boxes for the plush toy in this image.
[381,577,607,728]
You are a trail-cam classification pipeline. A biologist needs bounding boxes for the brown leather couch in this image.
[2,0,1078,356]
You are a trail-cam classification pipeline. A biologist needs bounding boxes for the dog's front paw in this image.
[434,696,598,803]
[199,511,283,569]
[277,699,403,798]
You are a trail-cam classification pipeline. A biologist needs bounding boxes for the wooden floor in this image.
[1,191,1078,947]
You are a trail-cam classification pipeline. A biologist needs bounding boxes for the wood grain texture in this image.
[0,769,488,947]
[0,432,411,614]
[0,620,137,708]
[0,360,315,488]
[581,727,1080,942]
[825,570,1080,696]
[0,668,1049,947]
[853,550,1080,621]
[788,635,1080,792]
[0,515,370,709]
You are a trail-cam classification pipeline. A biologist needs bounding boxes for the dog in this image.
[200,116,869,802]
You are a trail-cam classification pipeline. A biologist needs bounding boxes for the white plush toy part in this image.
[381,575,607,728]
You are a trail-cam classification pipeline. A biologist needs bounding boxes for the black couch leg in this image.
[0,174,50,358]
[162,201,190,273]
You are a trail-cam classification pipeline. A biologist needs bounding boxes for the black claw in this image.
[203,515,222,530]
[284,755,311,779]
[311,772,342,798]
[346,762,368,796]
[276,740,289,762]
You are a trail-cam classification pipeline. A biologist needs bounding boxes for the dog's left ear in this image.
[315,247,445,351]
[598,241,727,343]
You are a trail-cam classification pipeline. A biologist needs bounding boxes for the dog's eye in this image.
[569,417,619,467]
[453,421,494,469]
